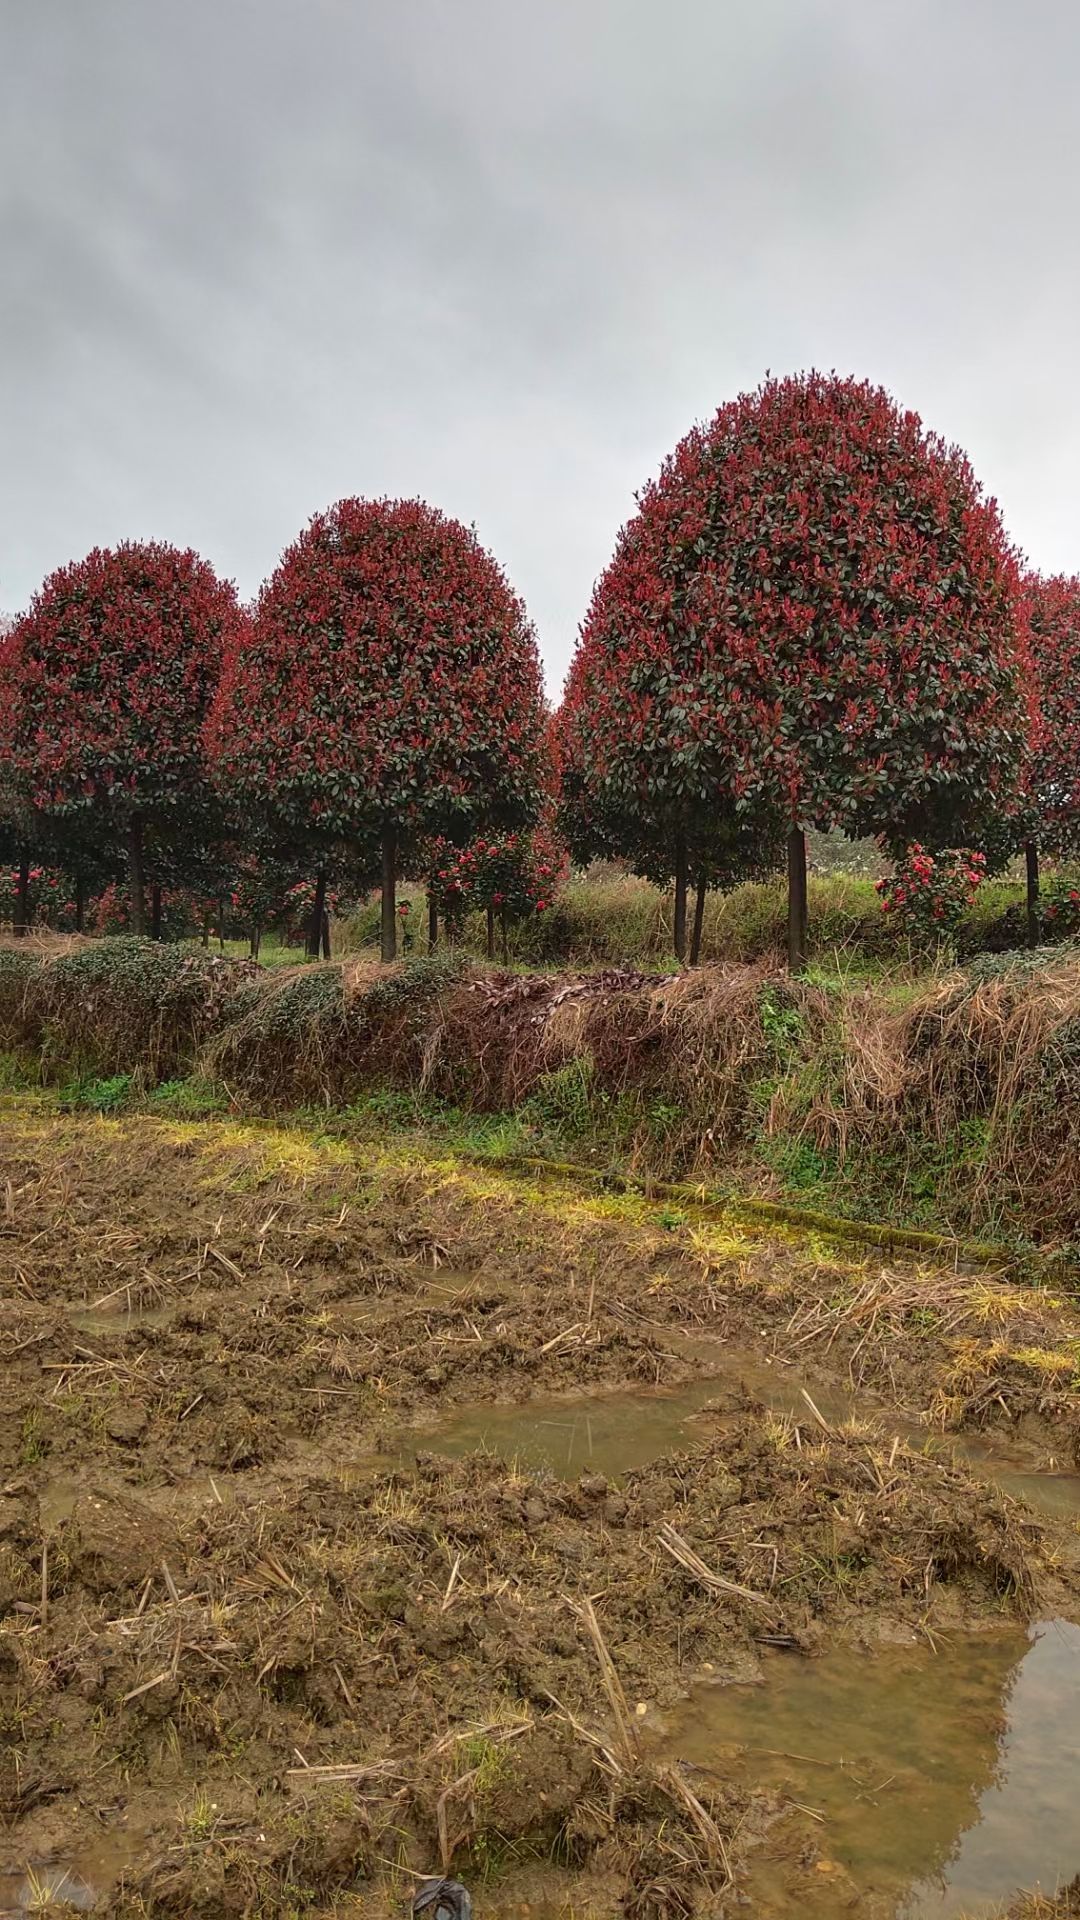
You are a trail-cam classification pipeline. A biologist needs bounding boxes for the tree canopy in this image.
[206,497,547,957]
[0,542,241,931]
[562,371,1031,962]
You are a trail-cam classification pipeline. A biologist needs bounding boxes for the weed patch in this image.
[58,1070,133,1113]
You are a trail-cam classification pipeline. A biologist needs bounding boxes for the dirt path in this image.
[4,1102,1080,1916]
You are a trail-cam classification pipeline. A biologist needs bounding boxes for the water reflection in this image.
[5,1631,1077,1918]
[661,1619,1080,1918]
[393,1373,729,1477]
[904,1618,1080,1916]
[0,1864,99,1914]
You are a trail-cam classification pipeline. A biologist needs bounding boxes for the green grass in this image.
[20,1410,46,1465]
[1,1058,1055,1267]
[3,1040,1043,1255]
[148,1075,230,1117]
[335,866,1036,970]
[181,935,308,968]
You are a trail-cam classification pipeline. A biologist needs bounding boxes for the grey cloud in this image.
[3,0,1080,685]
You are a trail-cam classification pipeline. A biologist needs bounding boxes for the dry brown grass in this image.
[423,962,822,1137]
[9,934,1080,1244]
[994,1881,1080,1918]
[804,959,1080,1238]
[0,929,86,955]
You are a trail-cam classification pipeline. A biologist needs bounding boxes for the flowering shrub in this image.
[428,829,568,931]
[876,845,986,946]
[91,883,132,935]
[88,884,208,940]
[0,865,76,929]
[1041,874,1080,939]
[427,840,475,928]
[91,879,131,933]
[473,835,548,918]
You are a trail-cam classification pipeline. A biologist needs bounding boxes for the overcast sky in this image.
[3,0,1079,691]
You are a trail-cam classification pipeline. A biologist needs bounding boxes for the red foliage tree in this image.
[563,372,1030,967]
[0,544,242,934]
[1021,573,1080,943]
[206,498,547,960]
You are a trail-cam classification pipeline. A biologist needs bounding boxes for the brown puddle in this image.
[388,1351,1080,1522]
[655,1617,1080,1918]
[391,1371,732,1476]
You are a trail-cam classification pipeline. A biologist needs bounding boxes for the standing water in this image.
[390,1363,1080,1522]
[660,1618,1080,1916]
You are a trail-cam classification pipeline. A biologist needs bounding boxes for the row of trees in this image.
[0,502,549,960]
[3,371,1079,970]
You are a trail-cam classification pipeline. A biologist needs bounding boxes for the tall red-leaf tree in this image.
[206,498,547,961]
[1021,573,1080,944]
[563,372,1031,968]
[0,545,242,934]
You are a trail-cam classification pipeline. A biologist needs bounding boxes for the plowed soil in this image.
[4,1101,1080,1917]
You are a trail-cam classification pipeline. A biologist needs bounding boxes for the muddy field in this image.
[4,1099,1080,1916]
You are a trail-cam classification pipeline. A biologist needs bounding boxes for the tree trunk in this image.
[787,825,808,973]
[251,923,261,961]
[128,816,146,936]
[1025,839,1040,950]
[690,868,707,965]
[202,915,210,948]
[673,833,688,963]
[74,872,85,934]
[428,892,438,954]
[13,856,30,937]
[218,898,225,951]
[500,905,509,965]
[307,870,327,960]
[486,903,495,960]
[380,828,397,963]
[321,909,331,960]
[151,883,162,941]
